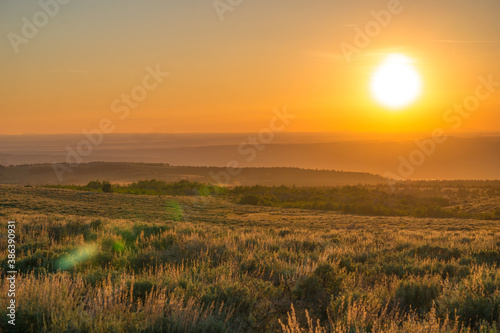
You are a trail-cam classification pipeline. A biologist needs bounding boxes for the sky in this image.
[1,0,500,135]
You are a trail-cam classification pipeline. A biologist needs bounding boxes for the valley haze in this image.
[1,132,499,180]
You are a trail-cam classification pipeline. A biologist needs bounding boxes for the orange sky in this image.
[1,0,499,135]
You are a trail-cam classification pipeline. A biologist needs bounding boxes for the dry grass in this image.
[1,185,500,332]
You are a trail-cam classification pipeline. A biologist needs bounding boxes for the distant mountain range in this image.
[0,163,385,186]
[0,133,499,180]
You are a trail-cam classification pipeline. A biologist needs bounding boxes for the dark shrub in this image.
[314,264,344,295]
[17,249,60,272]
[66,220,91,238]
[278,229,293,237]
[293,275,323,301]
[201,283,255,318]
[441,263,469,279]
[102,181,112,193]
[473,250,500,265]
[86,180,102,190]
[84,269,109,287]
[293,263,344,319]
[239,194,261,205]
[152,233,177,250]
[451,293,500,327]
[395,279,441,314]
[120,230,137,244]
[131,252,157,271]
[129,280,155,302]
[189,319,227,333]
[92,252,114,267]
[101,237,117,252]
[412,245,461,261]
[48,225,68,242]
[90,219,103,231]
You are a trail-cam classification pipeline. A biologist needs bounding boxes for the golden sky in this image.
[1,0,499,135]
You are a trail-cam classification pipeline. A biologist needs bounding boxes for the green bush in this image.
[86,180,103,190]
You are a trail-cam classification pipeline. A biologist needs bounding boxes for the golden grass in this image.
[1,185,500,332]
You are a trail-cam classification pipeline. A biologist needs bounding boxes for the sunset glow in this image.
[370,54,422,110]
[1,1,499,136]
[2,2,500,331]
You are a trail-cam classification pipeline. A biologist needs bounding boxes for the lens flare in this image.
[55,243,98,271]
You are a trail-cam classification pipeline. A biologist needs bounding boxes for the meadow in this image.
[1,183,500,332]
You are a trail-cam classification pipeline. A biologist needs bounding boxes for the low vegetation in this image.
[47,179,500,220]
[1,184,500,332]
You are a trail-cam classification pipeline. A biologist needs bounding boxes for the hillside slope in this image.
[0,162,386,186]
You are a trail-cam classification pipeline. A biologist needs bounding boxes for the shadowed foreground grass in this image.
[1,185,500,332]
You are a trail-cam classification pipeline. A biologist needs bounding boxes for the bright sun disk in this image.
[370,54,422,110]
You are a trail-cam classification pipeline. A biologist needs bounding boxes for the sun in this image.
[370,54,422,110]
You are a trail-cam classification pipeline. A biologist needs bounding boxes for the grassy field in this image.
[48,179,500,219]
[1,184,500,332]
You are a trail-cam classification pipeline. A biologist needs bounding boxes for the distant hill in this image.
[0,162,386,186]
[1,133,499,180]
